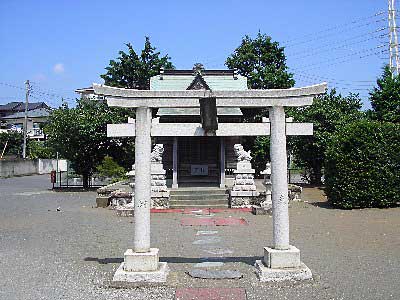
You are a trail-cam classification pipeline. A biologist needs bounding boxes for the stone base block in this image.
[254,260,312,282]
[124,248,159,272]
[251,205,272,215]
[230,191,259,197]
[264,246,300,268]
[230,196,252,208]
[113,262,169,283]
[96,196,110,208]
[151,196,169,209]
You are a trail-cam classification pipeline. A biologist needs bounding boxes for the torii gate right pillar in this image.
[255,106,312,282]
[270,106,290,250]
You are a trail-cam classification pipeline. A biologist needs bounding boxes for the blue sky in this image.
[0,0,389,108]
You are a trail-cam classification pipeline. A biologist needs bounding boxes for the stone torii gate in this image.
[93,82,327,283]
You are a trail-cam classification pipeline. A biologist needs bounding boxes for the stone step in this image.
[170,189,227,196]
[170,204,229,209]
[187,269,243,279]
[178,179,220,184]
[170,195,228,201]
[170,199,228,206]
[169,187,229,208]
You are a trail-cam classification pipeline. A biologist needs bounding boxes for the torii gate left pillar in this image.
[113,106,169,282]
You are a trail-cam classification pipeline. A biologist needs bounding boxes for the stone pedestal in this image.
[125,163,170,209]
[254,246,312,282]
[151,163,170,209]
[113,248,169,282]
[254,260,312,282]
[260,163,272,209]
[230,161,259,208]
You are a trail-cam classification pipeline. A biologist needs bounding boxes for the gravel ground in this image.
[0,175,399,300]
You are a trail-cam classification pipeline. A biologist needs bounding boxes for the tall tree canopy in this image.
[226,32,294,173]
[370,65,400,123]
[226,32,295,90]
[44,99,135,188]
[288,89,363,185]
[101,37,174,89]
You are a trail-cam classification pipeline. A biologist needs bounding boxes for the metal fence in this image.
[52,169,111,189]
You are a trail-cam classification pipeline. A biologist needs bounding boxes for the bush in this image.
[28,140,56,159]
[325,120,400,209]
[96,156,126,181]
[251,136,271,176]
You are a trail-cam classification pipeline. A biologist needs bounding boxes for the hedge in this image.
[325,120,400,209]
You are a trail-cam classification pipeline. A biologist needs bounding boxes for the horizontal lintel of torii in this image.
[107,122,313,137]
[93,83,327,108]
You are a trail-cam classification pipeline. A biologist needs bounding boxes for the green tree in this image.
[44,100,135,188]
[27,140,56,159]
[226,32,295,173]
[0,131,23,158]
[370,65,400,122]
[288,89,363,185]
[226,32,295,91]
[101,37,174,89]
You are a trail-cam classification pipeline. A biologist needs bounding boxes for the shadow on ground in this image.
[308,201,335,209]
[84,256,262,266]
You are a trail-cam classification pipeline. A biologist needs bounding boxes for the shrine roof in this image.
[152,68,246,116]
[150,72,248,91]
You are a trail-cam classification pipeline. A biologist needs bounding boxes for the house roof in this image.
[0,102,21,111]
[0,102,50,112]
[2,108,52,119]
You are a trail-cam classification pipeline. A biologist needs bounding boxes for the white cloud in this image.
[53,63,65,74]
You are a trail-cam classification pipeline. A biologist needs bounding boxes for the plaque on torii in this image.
[92,82,327,283]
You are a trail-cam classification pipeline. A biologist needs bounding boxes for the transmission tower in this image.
[389,0,400,77]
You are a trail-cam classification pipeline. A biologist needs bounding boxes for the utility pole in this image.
[389,0,400,77]
[22,80,30,159]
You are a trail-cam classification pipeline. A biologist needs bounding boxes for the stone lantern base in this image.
[255,246,312,282]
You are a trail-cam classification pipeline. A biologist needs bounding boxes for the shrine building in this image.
[152,66,247,189]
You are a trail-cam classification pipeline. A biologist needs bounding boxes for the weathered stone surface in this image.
[203,248,234,255]
[263,245,301,269]
[230,197,252,208]
[289,184,302,202]
[96,196,109,208]
[192,236,222,245]
[196,230,218,236]
[151,197,169,209]
[230,145,260,208]
[175,288,246,300]
[124,248,159,272]
[254,260,312,282]
[113,262,169,283]
[193,261,224,268]
[270,106,289,250]
[252,205,272,215]
[94,82,327,108]
[188,269,243,279]
[132,107,152,253]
